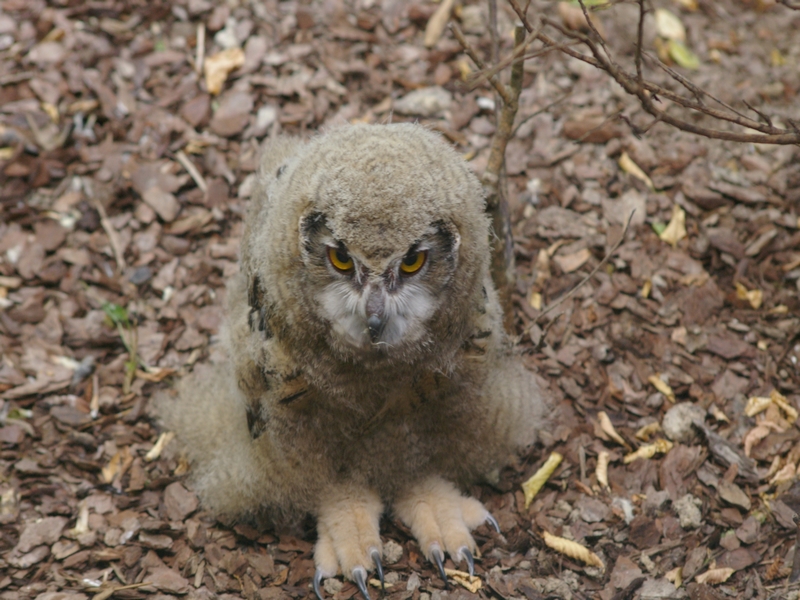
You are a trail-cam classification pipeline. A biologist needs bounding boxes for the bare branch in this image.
[451,24,514,105]
[506,0,800,145]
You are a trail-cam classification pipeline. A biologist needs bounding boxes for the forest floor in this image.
[2,0,800,599]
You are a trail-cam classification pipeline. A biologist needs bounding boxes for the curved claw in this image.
[431,545,449,589]
[485,512,501,534]
[353,566,371,600]
[458,546,475,578]
[313,569,325,600]
[370,548,384,591]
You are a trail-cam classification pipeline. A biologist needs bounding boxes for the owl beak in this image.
[367,314,385,343]
[365,287,386,343]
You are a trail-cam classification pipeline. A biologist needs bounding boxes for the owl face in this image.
[299,213,461,352]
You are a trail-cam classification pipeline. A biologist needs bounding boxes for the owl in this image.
[159,123,548,599]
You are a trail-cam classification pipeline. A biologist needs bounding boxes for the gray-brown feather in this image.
[158,123,549,523]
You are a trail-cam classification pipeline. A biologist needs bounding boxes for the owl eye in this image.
[400,250,427,275]
[328,247,354,273]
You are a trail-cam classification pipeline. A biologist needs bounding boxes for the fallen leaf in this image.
[596,451,610,490]
[655,8,686,41]
[668,40,700,70]
[648,374,676,403]
[443,568,481,593]
[204,48,245,95]
[423,0,455,48]
[145,431,175,462]
[597,411,631,450]
[734,282,763,309]
[635,422,661,441]
[623,439,673,464]
[522,452,563,508]
[619,152,654,190]
[695,567,735,585]
[553,248,592,273]
[542,531,604,568]
[659,204,687,247]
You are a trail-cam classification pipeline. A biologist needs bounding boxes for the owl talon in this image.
[353,566,371,600]
[370,548,384,590]
[458,546,474,578]
[313,569,325,600]
[485,512,501,534]
[431,544,448,588]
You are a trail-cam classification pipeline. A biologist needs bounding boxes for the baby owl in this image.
[160,123,548,599]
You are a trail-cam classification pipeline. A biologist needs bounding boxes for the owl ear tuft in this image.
[298,211,329,256]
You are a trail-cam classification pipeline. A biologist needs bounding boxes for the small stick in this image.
[533,210,635,326]
[196,23,205,74]
[175,150,208,193]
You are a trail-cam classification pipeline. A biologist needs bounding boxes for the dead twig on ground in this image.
[534,210,635,328]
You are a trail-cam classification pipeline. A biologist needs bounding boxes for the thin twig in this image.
[635,0,645,86]
[533,210,635,327]
[196,23,205,74]
[451,24,513,105]
[175,150,208,193]
[512,90,573,137]
[506,0,800,145]
[85,183,127,273]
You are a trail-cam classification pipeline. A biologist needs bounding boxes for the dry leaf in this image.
[623,439,673,464]
[735,282,763,309]
[635,422,661,441]
[770,388,798,423]
[102,448,125,483]
[743,424,774,457]
[136,367,177,383]
[745,390,798,423]
[424,0,455,48]
[708,404,730,423]
[522,452,563,508]
[542,531,604,568]
[641,279,652,299]
[553,248,592,273]
[695,567,735,585]
[204,48,245,95]
[529,292,542,310]
[598,411,630,450]
[145,431,175,462]
[655,9,686,41]
[769,462,796,486]
[745,395,773,417]
[557,2,606,37]
[667,40,700,69]
[619,151,654,190]
[68,501,90,536]
[444,569,481,593]
[665,566,682,588]
[596,451,610,490]
[659,204,687,247]
[648,374,676,403]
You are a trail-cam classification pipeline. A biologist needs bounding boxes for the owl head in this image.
[244,124,490,371]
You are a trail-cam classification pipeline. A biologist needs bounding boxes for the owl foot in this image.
[313,487,384,600]
[394,476,497,585]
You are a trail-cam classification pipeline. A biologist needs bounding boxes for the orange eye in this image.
[328,247,354,272]
[400,250,427,274]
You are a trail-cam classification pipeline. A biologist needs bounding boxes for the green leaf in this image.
[7,407,33,420]
[102,302,130,328]
[652,222,667,235]
[668,40,700,70]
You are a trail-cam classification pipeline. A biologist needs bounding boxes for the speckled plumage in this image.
[160,123,548,584]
